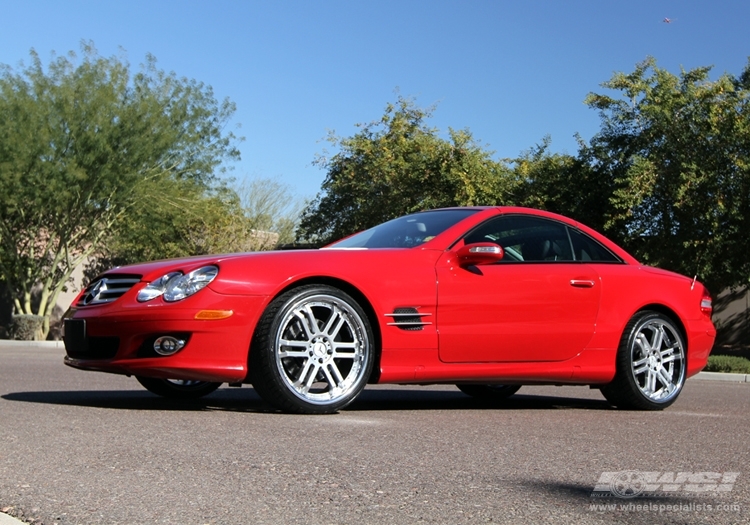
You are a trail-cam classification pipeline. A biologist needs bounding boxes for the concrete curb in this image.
[0,340,64,348]
[0,513,25,525]
[693,371,749,383]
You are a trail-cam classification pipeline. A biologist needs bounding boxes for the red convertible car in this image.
[63,207,716,413]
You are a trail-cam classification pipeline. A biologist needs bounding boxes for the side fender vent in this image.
[385,307,432,331]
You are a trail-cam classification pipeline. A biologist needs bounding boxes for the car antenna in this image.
[691,243,706,291]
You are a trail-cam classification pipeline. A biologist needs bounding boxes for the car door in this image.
[436,214,601,363]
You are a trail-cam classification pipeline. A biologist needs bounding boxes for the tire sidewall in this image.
[620,311,686,409]
[256,285,374,413]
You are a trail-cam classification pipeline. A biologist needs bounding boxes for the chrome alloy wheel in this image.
[273,293,370,406]
[629,318,685,403]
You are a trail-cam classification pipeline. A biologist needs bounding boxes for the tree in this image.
[582,57,750,292]
[510,136,612,233]
[86,177,247,275]
[296,97,516,245]
[234,177,303,248]
[0,43,240,338]
[85,176,304,283]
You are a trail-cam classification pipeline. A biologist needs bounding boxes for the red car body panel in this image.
[64,207,716,389]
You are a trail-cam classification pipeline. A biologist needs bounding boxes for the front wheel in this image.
[250,285,375,414]
[136,377,222,399]
[456,384,521,400]
[601,311,686,410]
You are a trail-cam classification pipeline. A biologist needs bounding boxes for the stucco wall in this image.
[712,285,750,347]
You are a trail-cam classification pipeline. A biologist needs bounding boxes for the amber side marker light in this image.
[195,310,234,320]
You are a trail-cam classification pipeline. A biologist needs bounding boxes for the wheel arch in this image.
[630,304,689,375]
[601,304,690,410]
[247,276,383,384]
[634,304,688,349]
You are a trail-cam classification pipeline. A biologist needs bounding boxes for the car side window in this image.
[463,215,574,263]
[568,228,621,262]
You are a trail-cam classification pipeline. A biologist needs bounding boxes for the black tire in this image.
[135,377,221,399]
[456,384,521,400]
[600,311,686,410]
[250,285,375,414]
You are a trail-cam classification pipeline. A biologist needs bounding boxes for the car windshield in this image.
[328,209,479,249]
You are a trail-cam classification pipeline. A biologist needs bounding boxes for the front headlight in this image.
[137,272,182,302]
[137,266,218,303]
[164,265,219,302]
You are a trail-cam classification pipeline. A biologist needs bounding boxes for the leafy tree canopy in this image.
[88,176,302,280]
[580,57,750,292]
[296,97,517,244]
[510,136,612,234]
[301,60,750,292]
[0,43,241,337]
[234,177,302,248]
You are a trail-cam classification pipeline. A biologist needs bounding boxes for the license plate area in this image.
[63,318,88,355]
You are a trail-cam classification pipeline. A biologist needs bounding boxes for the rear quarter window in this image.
[568,228,621,262]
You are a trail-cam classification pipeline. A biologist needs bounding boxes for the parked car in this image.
[63,207,716,413]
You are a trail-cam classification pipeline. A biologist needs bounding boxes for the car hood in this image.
[102,252,278,281]
[100,247,447,300]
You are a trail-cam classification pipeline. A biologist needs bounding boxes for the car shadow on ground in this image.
[1,386,612,413]
[516,479,719,511]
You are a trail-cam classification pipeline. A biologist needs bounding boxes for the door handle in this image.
[570,279,595,288]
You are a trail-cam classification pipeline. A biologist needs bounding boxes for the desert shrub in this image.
[8,314,44,341]
[705,355,750,374]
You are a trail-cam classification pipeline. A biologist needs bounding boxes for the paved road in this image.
[0,344,748,525]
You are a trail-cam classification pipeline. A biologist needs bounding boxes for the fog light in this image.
[153,336,186,356]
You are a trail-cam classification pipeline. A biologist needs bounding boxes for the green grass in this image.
[705,355,750,374]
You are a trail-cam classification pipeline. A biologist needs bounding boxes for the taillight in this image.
[700,287,713,316]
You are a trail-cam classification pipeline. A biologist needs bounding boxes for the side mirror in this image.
[456,243,504,267]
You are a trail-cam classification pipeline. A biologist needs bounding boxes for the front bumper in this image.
[63,290,268,383]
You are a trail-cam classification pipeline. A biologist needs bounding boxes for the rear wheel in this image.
[456,384,521,400]
[601,311,686,410]
[136,377,221,399]
[250,285,374,414]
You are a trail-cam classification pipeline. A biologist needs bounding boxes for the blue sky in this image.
[1,0,749,201]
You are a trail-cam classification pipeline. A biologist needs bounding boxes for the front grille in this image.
[385,307,433,331]
[77,274,141,306]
